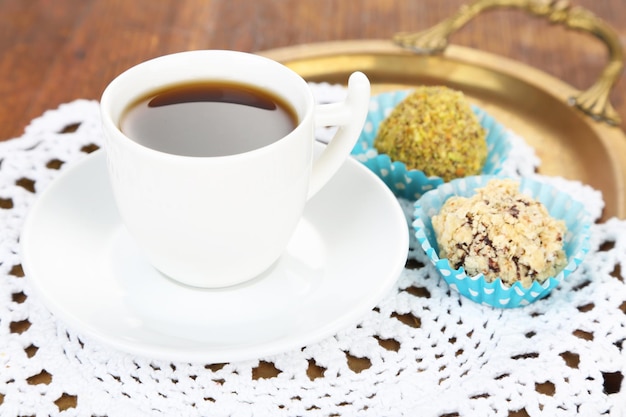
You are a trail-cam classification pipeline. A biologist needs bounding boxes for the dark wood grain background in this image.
[1,0,625,141]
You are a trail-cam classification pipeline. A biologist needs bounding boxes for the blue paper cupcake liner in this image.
[412,175,592,308]
[351,90,512,201]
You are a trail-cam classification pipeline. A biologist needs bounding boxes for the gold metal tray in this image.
[259,3,626,222]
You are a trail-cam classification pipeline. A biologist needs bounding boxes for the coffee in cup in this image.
[120,81,298,157]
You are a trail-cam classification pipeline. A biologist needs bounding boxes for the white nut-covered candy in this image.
[432,179,567,288]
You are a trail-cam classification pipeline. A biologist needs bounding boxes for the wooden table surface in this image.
[0,0,625,142]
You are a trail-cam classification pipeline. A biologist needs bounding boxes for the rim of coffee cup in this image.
[100,50,315,160]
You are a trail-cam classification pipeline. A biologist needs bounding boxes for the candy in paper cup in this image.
[351,90,512,200]
[412,175,591,308]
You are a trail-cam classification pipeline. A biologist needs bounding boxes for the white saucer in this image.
[21,146,409,363]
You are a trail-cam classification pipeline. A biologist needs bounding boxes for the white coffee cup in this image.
[100,50,370,288]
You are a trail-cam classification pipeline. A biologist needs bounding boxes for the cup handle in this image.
[308,71,371,199]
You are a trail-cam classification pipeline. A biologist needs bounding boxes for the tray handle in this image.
[393,0,624,126]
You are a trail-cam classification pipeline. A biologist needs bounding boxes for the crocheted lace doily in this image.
[1,84,625,417]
